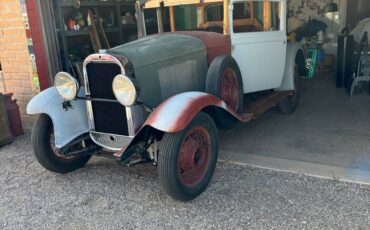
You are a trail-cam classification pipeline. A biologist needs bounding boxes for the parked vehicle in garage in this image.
[27,0,305,201]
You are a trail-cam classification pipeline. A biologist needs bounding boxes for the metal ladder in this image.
[350,32,370,97]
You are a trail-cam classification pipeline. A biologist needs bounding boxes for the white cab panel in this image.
[230,0,287,93]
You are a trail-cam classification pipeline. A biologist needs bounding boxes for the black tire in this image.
[279,66,301,114]
[31,114,91,173]
[158,112,218,201]
[206,55,244,130]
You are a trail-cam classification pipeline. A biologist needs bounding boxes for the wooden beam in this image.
[135,1,145,38]
[250,0,254,20]
[145,0,222,9]
[223,0,229,35]
[169,6,175,32]
[197,6,205,28]
[156,8,164,33]
[263,0,271,31]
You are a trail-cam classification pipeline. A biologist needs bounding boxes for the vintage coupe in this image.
[27,0,305,201]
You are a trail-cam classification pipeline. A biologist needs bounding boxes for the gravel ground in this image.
[1,134,370,230]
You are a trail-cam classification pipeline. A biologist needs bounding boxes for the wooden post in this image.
[142,10,147,36]
[250,1,254,21]
[263,0,271,31]
[156,8,163,33]
[223,0,229,35]
[135,1,144,38]
[197,6,205,28]
[169,6,175,32]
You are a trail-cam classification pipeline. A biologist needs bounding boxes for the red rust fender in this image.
[115,92,252,158]
[143,92,252,132]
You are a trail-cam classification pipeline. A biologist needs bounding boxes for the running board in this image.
[246,91,292,118]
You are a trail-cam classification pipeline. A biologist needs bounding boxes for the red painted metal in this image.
[26,0,49,90]
[178,126,211,186]
[220,68,239,111]
[143,92,252,133]
[173,31,231,64]
[114,92,253,158]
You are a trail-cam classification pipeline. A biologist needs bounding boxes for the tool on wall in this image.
[72,0,81,8]
[87,9,110,52]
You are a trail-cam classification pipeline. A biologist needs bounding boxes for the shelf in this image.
[59,1,134,7]
[56,0,136,71]
[122,24,137,29]
[62,27,120,36]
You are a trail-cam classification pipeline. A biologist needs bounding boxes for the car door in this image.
[230,0,287,93]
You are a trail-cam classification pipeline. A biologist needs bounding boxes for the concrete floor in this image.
[219,72,370,184]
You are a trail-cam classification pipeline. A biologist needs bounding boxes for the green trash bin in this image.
[0,93,13,146]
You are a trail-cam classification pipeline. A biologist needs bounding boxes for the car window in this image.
[233,2,252,20]
[233,0,280,33]
[206,4,223,22]
[205,2,251,22]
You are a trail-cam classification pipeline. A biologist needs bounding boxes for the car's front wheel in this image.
[158,112,218,201]
[31,114,91,173]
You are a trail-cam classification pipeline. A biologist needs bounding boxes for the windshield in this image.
[142,0,281,35]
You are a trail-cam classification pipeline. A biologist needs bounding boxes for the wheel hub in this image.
[221,68,239,111]
[178,127,211,186]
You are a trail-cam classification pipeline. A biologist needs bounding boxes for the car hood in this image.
[108,33,205,69]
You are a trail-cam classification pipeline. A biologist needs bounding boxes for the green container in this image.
[305,49,318,78]
[174,5,197,30]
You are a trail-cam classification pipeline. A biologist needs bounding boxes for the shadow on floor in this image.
[219,72,370,184]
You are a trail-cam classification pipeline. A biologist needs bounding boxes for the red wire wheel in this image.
[220,68,240,111]
[206,55,244,129]
[178,126,211,187]
[158,112,218,201]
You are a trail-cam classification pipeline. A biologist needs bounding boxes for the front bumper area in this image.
[90,131,134,152]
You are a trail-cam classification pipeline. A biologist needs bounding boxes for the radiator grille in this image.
[86,63,129,136]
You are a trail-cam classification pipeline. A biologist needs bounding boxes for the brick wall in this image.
[0,0,37,130]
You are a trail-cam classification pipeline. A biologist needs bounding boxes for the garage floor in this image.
[219,71,370,184]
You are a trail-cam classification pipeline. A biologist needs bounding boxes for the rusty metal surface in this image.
[172,31,231,64]
[114,91,293,158]
[246,91,293,118]
[114,92,253,158]
[143,92,252,133]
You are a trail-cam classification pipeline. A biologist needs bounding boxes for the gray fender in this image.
[276,43,305,91]
[27,87,89,149]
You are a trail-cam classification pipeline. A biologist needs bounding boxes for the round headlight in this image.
[54,72,79,101]
[112,74,137,107]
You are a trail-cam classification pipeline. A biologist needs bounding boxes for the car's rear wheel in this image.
[206,55,244,129]
[31,114,91,173]
[158,112,218,201]
[279,66,301,114]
